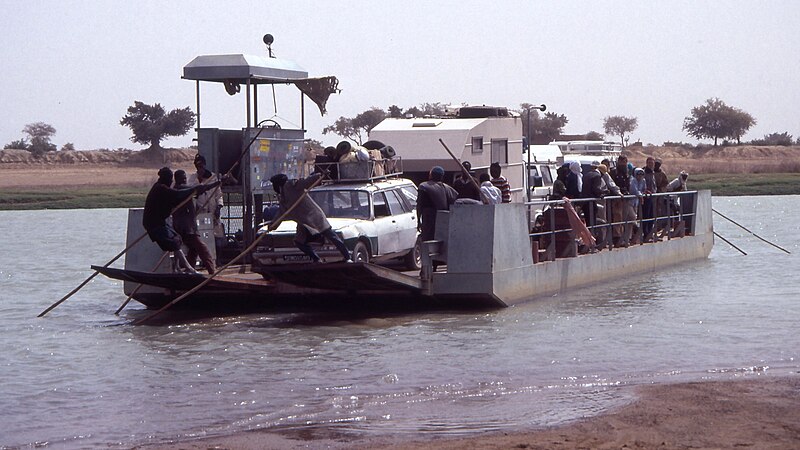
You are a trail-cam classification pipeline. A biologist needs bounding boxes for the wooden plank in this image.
[257,262,424,293]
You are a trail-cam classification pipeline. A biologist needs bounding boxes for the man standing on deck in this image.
[417,166,458,243]
[269,173,352,263]
[143,167,223,274]
[452,161,481,201]
[642,157,657,240]
[189,154,225,243]
[172,170,216,274]
[612,155,630,195]
[489,162,512,203]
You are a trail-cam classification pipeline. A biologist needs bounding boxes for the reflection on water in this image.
[0,197,799,448]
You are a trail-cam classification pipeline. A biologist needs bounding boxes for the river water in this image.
[1,196,798,448]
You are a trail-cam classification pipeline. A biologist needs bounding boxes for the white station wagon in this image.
[252,178,421,269]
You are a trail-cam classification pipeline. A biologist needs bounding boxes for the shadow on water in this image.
[118,296,500,328]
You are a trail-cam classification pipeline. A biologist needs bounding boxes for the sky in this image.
[2,0,799,151]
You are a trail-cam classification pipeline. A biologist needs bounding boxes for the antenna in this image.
[263,34,275,58]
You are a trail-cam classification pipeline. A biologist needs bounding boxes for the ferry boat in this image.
[92,37,714,314]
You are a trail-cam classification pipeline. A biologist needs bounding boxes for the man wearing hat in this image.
[417,166,458,242]
[269,173,352,263]
[189,154,225,240]
[666,171,689,192]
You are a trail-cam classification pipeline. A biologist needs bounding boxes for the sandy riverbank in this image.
[141,375,800,450]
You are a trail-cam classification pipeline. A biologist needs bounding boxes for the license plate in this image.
[283,255,312,261]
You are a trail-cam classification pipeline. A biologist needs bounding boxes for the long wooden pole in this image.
[39,124,272,318]
[37,187,210,317]
[132,175,323,325]
[38,232,148,317]
[437,138,486,202]
[714,231,747,255]
[712,208,790,254]
[114,251,170,315]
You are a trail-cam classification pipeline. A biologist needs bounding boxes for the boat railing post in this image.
[587,198,595,252]
[548,203,556,261]
[636,201,643,245]
[603,197,612,251]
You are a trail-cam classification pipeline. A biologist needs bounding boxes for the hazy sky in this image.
[2,1,799,150]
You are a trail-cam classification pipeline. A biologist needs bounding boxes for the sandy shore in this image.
[0,165,159,189]
[142,375,800,450]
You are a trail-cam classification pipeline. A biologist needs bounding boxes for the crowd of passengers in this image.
[544,154,690,250]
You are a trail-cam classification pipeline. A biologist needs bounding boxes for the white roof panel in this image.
[183,54,308,83]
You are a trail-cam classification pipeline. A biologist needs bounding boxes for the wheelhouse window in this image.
[491,139,508,164]
[471,136,483,154]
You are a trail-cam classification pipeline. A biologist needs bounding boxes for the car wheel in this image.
[403,237,422,270]
[352,241,370,263]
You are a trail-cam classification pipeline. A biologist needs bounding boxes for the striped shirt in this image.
[490,176,511,203]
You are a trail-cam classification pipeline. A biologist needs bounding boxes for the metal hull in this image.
[94,265,275,310]
[99,191,714,312]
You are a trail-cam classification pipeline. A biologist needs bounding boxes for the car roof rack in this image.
[316,157,405,184]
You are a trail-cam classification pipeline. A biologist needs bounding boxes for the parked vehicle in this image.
[252,177,421,269]
[553,140,622,173]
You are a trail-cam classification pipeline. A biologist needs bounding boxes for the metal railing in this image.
[526,191,699,262]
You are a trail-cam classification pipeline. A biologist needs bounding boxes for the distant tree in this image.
[323,116,360,143]
[61,142,76,151]
[388,105,403,118]
[727,108,757,144]
[403,106,423,118]
[584,131,605,140]
[4,138,28,150]
[418,102,447,117]
[683,98,755,146]
[603,115,638,147]
[536,112,569,143]
[23,122,58,157]
[305,139,324,153]
[120,101,195,150]
[518,103,540,138]
[323,107,387,145]
[516,104,568,143]
[750,132,794,146]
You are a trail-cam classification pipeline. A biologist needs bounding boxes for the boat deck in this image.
[255,261,425,294]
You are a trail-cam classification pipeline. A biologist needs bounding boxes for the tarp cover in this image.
[294,76,339,115]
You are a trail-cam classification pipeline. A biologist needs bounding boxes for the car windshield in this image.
[309,190,370,219]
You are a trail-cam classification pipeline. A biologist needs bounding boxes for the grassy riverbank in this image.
[689,172,800,196]
[0,186,149,210]
[1,173,797,210]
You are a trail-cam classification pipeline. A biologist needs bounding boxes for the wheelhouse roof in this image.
[182,54,309,84]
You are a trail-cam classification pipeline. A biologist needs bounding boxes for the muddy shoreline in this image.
[138,375,800,450]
